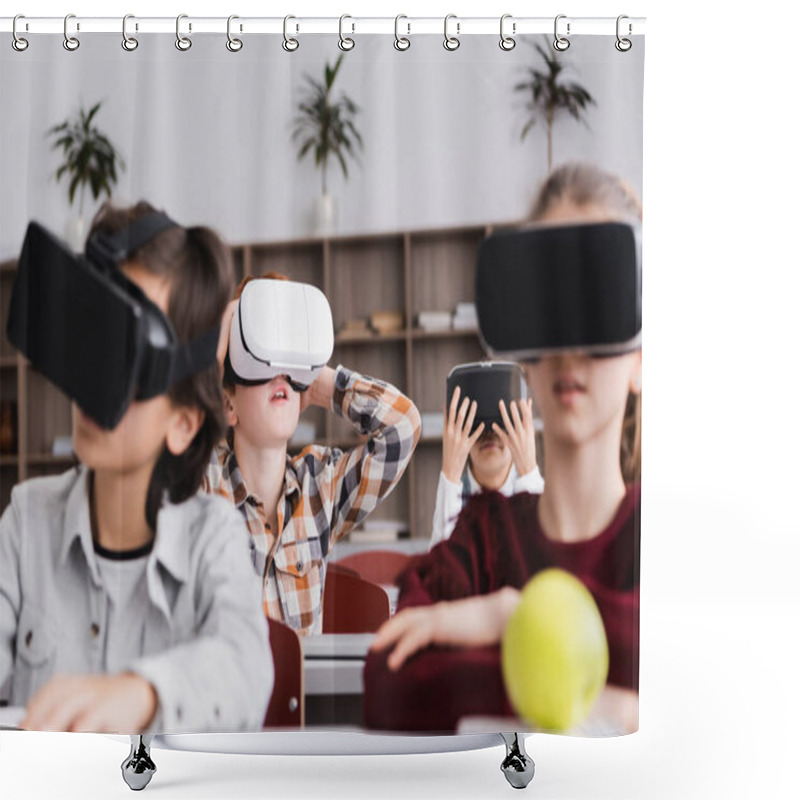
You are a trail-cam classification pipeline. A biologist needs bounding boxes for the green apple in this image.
[501,568,609,731]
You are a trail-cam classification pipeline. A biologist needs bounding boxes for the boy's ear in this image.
[165,407,205,456]
[223,390,238,428]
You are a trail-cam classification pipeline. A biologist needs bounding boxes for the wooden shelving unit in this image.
[1,220,506,539]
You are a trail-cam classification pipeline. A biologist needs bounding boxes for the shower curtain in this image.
[0,17,644,743]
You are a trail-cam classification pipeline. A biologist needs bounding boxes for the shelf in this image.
[0,356,18,369]
[335,330,407,346]
[334,327,478,345]
[233,221,496,251]
[0,455,19,467]
[411,327,479,340]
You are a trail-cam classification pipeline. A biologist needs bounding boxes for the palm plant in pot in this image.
[48,101,124,249]
[292,54,363,235]
[515,41,595,171]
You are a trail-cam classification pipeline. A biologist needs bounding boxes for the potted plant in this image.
[292,54,363,235]
[48,101,124,249]
[515,41,595,171]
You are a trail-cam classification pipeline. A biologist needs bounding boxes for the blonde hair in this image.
[528,162,642,485]
[529,161,642,224]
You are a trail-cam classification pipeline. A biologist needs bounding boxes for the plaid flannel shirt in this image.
[203,366,421,635]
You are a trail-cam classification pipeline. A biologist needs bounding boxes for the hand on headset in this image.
[493,398,538,477]
[298,366,336,414]
[441,385,485,484]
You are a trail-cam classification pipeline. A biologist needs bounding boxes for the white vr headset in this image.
[225,279,334,391]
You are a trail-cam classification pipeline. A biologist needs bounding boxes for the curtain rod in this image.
[1,16,645,37]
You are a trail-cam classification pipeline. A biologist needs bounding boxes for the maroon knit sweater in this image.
[363,485,640,733]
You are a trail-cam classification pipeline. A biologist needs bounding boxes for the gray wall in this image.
[0,34,643,259]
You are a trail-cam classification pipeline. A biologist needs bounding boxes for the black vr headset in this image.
[476,221,642,360]
[446,362,527,437]
[6,215,219,430]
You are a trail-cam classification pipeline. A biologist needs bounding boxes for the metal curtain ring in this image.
[12,15,29,51]
[122,14,138,51]
[227,15,243,52]
[338,15,355,51]
[394,15,410,51]
[443,14,460,51]
[283,15,299,52]
[63,14,80,51]
[615,15,632,52]
[499,14,516,51]
[175,14,192,51]
[553,14,570,51]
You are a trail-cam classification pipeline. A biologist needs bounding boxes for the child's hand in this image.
[493,398,538,477]
[370,588,521,671]
[299,365,336,413]
[216,299,238,373]
[442,386,485,483]
[20,673,158,733]
[370,605,442,671]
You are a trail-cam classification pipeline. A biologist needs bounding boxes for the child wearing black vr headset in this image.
[205,272,421,636]
[365,163,642,734]
[1,202,271,733]
[431,361,544,547]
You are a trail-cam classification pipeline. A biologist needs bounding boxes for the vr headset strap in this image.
[86,212,178,268]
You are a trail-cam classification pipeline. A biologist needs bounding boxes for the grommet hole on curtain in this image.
[12,14,29,51]
[63,13,80,52]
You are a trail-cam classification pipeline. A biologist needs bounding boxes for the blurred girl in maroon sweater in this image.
[364,163,643,734]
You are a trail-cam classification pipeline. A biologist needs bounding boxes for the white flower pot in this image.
[313,194,336,236]
[65,215,86,252]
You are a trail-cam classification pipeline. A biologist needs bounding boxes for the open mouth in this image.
[269,382,291,403]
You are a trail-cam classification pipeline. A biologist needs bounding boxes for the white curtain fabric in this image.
[1,34,643,259]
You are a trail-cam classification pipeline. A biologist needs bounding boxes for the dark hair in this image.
[88,201,234,529]
[528,162,642,485]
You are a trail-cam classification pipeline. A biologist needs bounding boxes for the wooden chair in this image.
[335,550,413,587]
[263,618,304,728]
[322,568,391,634]
[327,561,360,578]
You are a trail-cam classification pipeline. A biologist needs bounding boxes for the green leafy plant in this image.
[515,41,595,171]
[292,54,363,195]
[48,101,124,212]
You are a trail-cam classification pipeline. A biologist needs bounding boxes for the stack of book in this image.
[370,309,404,335]
[417,310,452,332]
[337,318,370,341]
[452,302,478,330]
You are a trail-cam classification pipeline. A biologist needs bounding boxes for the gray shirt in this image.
[0,465,273,733]
[94,549,150,675]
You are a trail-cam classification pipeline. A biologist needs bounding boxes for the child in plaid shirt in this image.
[205,275,421,635]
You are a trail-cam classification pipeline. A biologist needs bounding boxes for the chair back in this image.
[322,568,391,633]
[264,617,304,728]
[336,550,413,587]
